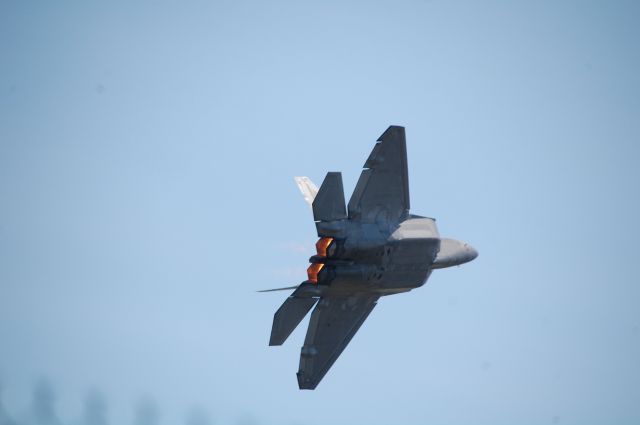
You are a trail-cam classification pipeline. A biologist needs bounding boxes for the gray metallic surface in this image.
[297,295,379,390]
[432,238,479,269]
[348,126,410,223]
[269,297,318,346]
[268,125,478,390]
[312,172,347,222]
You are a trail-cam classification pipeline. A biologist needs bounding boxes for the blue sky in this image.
[1,1,639,424]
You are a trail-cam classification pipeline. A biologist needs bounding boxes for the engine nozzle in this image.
[315,237,338,257]
[306,263,325,284]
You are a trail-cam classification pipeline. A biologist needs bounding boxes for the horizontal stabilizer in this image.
[313,172,347,222]
[270,296,318,346]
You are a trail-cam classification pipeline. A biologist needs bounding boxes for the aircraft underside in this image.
[266,126,478,389]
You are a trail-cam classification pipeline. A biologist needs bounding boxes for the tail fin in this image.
[312,172,347,222]
[294,177,319,209]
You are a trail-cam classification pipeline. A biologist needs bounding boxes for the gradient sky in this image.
[1,1,639,424]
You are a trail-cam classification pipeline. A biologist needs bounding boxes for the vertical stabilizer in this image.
[294,177,319,208]
[312,172,347,222]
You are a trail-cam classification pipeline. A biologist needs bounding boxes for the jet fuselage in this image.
[267,125,478,390]
[309,215,477,296]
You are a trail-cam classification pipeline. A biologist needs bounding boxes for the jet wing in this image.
[297,294,379,389]
[348,125,410,223]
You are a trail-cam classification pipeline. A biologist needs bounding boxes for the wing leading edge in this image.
[297,295,379,389]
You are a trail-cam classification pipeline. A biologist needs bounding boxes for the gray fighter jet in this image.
[265,125,478,390]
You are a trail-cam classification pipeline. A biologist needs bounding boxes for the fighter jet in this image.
[265,125,478,390]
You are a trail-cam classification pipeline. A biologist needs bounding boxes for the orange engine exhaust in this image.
[307,263,325,284]
[315,237,334,257]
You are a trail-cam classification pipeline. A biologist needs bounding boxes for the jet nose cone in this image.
[463,243,478,262]
[432,239,478,269]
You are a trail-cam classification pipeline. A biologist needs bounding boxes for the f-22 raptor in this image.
[264,126,478,389]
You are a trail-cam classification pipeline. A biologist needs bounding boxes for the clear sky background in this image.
[1,1,639,424]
